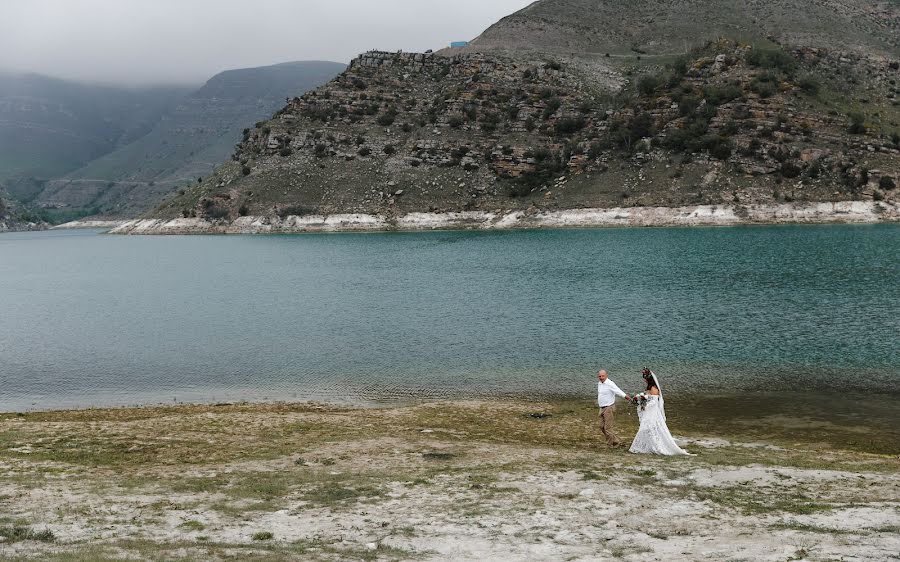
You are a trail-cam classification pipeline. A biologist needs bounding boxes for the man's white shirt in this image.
[598,379,627,407]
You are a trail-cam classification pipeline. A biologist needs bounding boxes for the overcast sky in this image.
[3,0,534,85]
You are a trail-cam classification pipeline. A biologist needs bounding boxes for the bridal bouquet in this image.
[629,393,649,410]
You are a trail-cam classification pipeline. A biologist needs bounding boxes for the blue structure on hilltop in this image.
[450,41,470,48]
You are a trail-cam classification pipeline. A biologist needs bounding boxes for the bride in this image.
[629,368,693,456]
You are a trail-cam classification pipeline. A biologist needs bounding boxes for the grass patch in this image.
[252,531,274,541]
[691,488,835,515]
[178,520,205,531]
[769,522,855,534]
[0,525,56,543]
[300,483,384,508]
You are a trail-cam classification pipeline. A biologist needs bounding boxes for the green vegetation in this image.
[745,47,797,74]
[848,111,867,134]
[0,525,56,543]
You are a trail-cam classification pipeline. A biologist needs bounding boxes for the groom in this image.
[597,370,630,448]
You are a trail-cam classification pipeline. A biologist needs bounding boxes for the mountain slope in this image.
[0,72,189,202]
[147,2,899,228]
[35,61,345,219]
[466,0,899,57]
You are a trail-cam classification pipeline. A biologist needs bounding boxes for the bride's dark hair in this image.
[642,368,657,391]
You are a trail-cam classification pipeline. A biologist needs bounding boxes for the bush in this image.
[721,119,739,135]
[376,109,397,126]
[448,115,464,128]
[542,97,562,119]
[252,532,274,541]
[704,84,743,106]
[847,112,867,134]
[702,135,732,160]
[678,95,701,116]
[279,147,293,157]
[750,73,779,98]
[554,116,587,136]
[241,166,251,176]
[780,161,802,178]
[612,112,654,150]
[358,146,372,157]
[637,75,661,96]
[383,144,396,155]
[480,111,501,132]
[798,76,821,95]
[880,176,896,190]
[746,48,797,74]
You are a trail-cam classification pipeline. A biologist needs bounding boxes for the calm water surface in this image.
[1,225,897,411]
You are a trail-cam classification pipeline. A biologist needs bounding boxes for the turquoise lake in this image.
[1,225,897,411]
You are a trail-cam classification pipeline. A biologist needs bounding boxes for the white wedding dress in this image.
[629,373,692,456]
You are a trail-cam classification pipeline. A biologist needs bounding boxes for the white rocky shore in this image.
[102,201,900,235]
[52,219,130,230]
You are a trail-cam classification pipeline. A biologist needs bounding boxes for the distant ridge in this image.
[31,60,345,219]
[466,0,899,56]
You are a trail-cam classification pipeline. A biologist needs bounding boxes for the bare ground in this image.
[0,400,898,561]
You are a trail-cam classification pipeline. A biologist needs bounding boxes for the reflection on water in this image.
[0,225,897,411]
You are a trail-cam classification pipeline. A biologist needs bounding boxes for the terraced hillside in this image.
[152,37,899,224]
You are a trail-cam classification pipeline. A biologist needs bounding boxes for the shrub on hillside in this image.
[847,112,867,134]
[611,112,654,151]
[376,109,397,126]
[780,161,802,178]
[704,84,743,106]
[798,76,821,95]
[542,97,562,119]
[750,72,779,98]
[746,48,797,74]
[880,176,896,190]
[555,116,587,136]
[637,75,662,96]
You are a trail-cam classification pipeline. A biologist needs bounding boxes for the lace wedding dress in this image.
[629,373,692,456]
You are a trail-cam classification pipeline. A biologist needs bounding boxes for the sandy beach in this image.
[1,398,898,561]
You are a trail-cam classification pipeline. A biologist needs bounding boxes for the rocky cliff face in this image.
[0,194,47,232]
[149,1,899,228]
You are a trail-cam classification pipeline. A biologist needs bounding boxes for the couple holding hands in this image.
[597,368,692,456]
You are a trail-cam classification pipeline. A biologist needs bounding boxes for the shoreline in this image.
[53,200,900,234]
[1,399,897,561]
